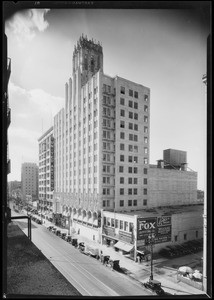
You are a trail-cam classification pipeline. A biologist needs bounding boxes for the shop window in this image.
[120,220,124,229]
[124,221,128,231]
[129,223,134,232]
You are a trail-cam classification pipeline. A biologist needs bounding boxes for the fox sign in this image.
[137,216,171,244]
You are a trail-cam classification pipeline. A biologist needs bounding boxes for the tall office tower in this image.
[21,162,38,202]
[53,35,150,239]
[38,127,54,216]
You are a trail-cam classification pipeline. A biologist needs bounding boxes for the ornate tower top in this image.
[72,35,103,86]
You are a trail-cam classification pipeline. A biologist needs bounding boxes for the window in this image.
[120,120,125,128]
[129,123,133,130]
[120,188,124,195]
[129,89,133,97]
[119,166,124,173]
[128,178,132,184]
[120,201,124,209]
[128,188,132,195]
[134,167,138,174]
[144,127,148,134]
[143,188,147,195]
[134,178,138,184]
[144,137,148,144]
[134,135,138,142]
[133,156,138,163]
[134,145,138,153]
[144,147,148,154]
[120,132,125,139]
[184,234,187,241]
[174,235,178,242]
[144,168,148,174]
[144,178,147,184]
[129,134,133,141]
[144,95,148,101]
[120,98,125,105]
[144,116,148,123]
[143,199,147,206]
[120,177,124,184]
[124,221,128,231]
[133,199,137,206]
[129,100,133,108]
[134,124,138,131]
[120,143,125,151]
[134,113,138,120]
[144,105,148,112]
[121,86,125,94]
[128,200,132,206]
[129,145,133,152]
[134,91,138,98]
[144,158,148,165]
[115,219,119,228]
[128,167,132,173]
[119,219,124,228]
[129,112,133,119]
[134,102,138,109]
[120,109,125,117]
[120,155,124,162]
[128,156,132,163]
[111,218,115,227]
[134,188,137,195]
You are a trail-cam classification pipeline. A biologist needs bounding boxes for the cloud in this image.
[5,9,50,45]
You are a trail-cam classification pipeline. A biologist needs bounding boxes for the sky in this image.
[5,6,210,190]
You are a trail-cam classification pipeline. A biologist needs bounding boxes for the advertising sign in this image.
[119,231,133,244]
[137,215,171,244]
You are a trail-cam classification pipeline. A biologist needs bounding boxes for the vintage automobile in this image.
[56,230,61,236]
[108,259,120,270]
[61,232,67,239]
[65,235,72,243]
[71,238,78,247]
[47,226,54,231]
[143,279,165,295]
[100,255,110,265]
[78,242,85,252]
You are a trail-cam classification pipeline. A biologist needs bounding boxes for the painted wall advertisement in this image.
[137,216,171,244]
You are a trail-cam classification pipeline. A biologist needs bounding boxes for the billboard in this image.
[137,215,171,244]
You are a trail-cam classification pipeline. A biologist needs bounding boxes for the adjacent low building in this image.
[101,204,203,260]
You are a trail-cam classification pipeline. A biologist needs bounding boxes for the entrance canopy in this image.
[114,241,134,252]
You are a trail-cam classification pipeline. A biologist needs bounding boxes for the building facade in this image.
[38,127,54,219]
[53,35,150,239]
[21,162,38,203]
[102,204,203,260]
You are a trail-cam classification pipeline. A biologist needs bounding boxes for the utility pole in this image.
[202,73,207,293]
[148,231,156,281]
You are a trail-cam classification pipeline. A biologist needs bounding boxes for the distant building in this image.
[53,35,150,237]
[8,181,21,196]
[148,149,198,207]
[21,163,38,203]
[38,127,54,219]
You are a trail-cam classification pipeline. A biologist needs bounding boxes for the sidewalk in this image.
[43,221,206,296]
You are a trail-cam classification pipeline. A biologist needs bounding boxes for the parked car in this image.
[61,233,67,240]
[47,226,54,231]
[143,279,165,296]
[56,230,61,236]
[71,238,78,247]
[51,227,57,233]
[36,219,42,225]
[78,242,85,252]
[65,235,72,243]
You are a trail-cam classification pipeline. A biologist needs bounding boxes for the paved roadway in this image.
[12,213,151,296]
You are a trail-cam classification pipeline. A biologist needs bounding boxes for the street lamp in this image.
[147,231,156,281]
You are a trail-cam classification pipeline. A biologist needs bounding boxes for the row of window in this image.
[120,132,139,142]
[120,155,138,163]
[119,177,147,184]
[119,199,147,207]
[119,166,148,174]
[120,188,138,195]
[120,144,139,152]
[120,121,138,131]
[120,86,138,98]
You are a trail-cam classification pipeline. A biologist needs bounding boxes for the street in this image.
[12,213,151,296]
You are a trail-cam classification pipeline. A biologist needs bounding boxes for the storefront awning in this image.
[114,241,134,252]
[137,246,151,255]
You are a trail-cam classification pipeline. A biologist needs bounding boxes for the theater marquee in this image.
[137,216,171,244]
